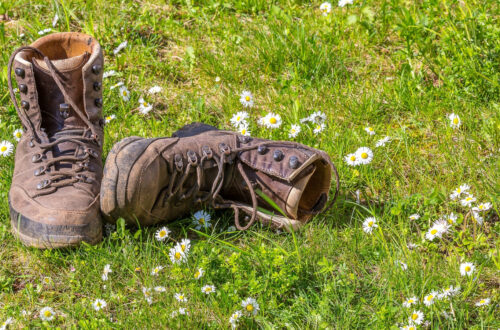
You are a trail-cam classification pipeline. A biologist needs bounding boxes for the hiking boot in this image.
[7,32,105,248]
[100,123,339,231]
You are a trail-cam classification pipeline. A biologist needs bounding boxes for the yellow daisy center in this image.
[159,230,166,237]
[368,127,373,131]
[179,295,184,300]
[135,267,141,272]
[246,304,254,312]
[453,118,459,124]
[245,96,250,101]
[427,295,433,300]
[368,221,374,227]
[181,244,186,251]
[466,197,472,201]
[465,266,471,272]
[236,116,241,121]
[361,152,368,159]
[408,299,414,303]
[241,129,246,134]
[412,314,418,320]
[456,188,461,193]
[44,310,52,317]
[194,271,200,278]
[291,129,296,133]
[122,91,127,96]
[1,146,7,152]
[175,252,181,259]
[480,299,485,304]
[431,229,438,235]
[350,155,356,161]
[205,287,211,292]
[409,327,416,330]
[199,218,205,224]
[448,219,453,224]
[479,205,484,209]
[269,117,277,124]
[16,132,21,137]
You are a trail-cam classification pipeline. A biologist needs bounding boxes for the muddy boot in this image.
[100,123,339,231]
[7,32,105,248]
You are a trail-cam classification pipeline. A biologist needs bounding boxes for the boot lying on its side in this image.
[100,123,339,230]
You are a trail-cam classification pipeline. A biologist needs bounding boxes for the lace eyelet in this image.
[34,166,46,176]
[202,146,213,159]
[86,148,98,158]
[36,179,51,190]
[31,154,42,163]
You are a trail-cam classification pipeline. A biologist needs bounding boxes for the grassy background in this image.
[0,0,499,328]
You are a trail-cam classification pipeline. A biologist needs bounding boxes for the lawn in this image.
[0,0,498,328]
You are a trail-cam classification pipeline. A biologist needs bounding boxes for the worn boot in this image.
[100,123,339,230]
[7,32,105,248]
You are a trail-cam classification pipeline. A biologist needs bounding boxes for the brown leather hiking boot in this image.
[7,32,105,248]
[100,123,339,231]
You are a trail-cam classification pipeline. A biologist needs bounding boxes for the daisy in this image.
[148,86,162,94]
[230,111,249,127]
[175,293,187,302]
[355,147,373,165]
[288,124,301,138]
[344,153,359,166]
[215,76,221,82]
[13,129,23,141]
[110,81,124,90]
[40,306,55,321]
[425,225,442,241]
[0,141,14,157]
[42,276,51,285]
[375,136,391,147]
[151,265,164,276]
[0,317,13,329]
[364,126,375,135]
[309,111,327,123]
[409,214,420,221]
[38,28,52,36]
[92,299,107,311]
[338,0,353,7]
[450,184,470,200]
[155,226,171,241]
[398,260,408,271]
[472,202,492,212]
[113,41,128,55]
[119,85,130,101]
[237,124,251,136]
[424,291,438,306]
[194,268,204,279]
[52,13,59,27]
[408,310,424,325]
[443,212,457,225]
[319,2,332,15]
[154,286,166,292]
[459,262,475,276]
[105,115,116,124]
[460,194,476,207]
[402,296,417,308]
[193,210,211,230]
[229,310,243,328]
[103,70,116,78]
[139,97,153,114]
[239,91,254,108]
[362,217,378,234]
[201,284,216,295]
[440,285,460,298]
[448,113,461,129]
[259,113,282,129]
[471,211,484,225]
[178,307,188,315]
[475,298,490,306]
[241,297,260,315]
[177,238,191,254]
[407,242,418,250]
[400,325,417,330]
[169,246,187,265]
[102,264,112,281]
[313,123,326,134]
[142,287,153,304]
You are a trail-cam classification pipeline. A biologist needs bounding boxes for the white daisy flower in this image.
[338,0,354,7]
[193,210,211,230]
[40,306,55,321]
[443,212,457,225]
[102,264,112,281]
[0,141,14,157]
[375,136,391,147]
[175,293,187,302]
[13,128,23,142]
[194,268,204,279]
[119,85,130,101]
[105,115,116,124]
[201,284,216,295]
[229,310,243,328]
[344,153,359,166]
[355,147,373,165]
[460,194,476,207]
[0,317,13,329]
[409,214,420,221]
[113,41,128,55]
[230,111,249,127]
[215,76,221,82]
[142,287,153,305]
[169,246,187,265]
[110,81,124,90]
[155,226,171,241]
[154,286,166,292]
[475,298,490,306]
[425,221,449,241]
[320,2,332,15]
[177,238,191,254]
[424,291,438,306]
[239,91,254,108]
[92,299,107,311]
[450,184,470,199]
[52,14,59,27]
[362,217,378,234]
[440,285,460,298]
[241,297,259,315]
[178,307,188,315]
[42,276,51,285]
[471,211,484,225]
[472,202,492,212]
[402,296,417,308]
[313,123,326,134]
[288,124,301,138]
[459,262,475,276]
[138,97,153,115]
[398,260,408,271]
[238,124,251,136]
[408,310,424,325]
[103,70,116,78]
[148,86,162,94]
[310,111,327,123]
[151,265,164,276]
[400,325,417,330]
[364,126,375,135]
[19,33,25,38]
[259,113,282,129]
[38,28,52,36]
[448,113,461,129]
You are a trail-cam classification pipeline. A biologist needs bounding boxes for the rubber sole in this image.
[9,200,102,249]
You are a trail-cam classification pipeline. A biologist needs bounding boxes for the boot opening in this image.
[31,32,97,60]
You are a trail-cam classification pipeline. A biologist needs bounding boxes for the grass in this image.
[0,0,499,328]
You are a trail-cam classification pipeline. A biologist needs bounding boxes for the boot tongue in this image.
[32,53,89,136]
[285,167,316,219]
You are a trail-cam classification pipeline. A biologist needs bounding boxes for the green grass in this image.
[0,0,499,328]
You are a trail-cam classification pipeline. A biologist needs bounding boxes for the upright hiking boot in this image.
[7,32,105,248]
[100,123,339,231]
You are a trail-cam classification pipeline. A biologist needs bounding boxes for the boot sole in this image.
[100,136,158,224]
[9,200,102,249]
